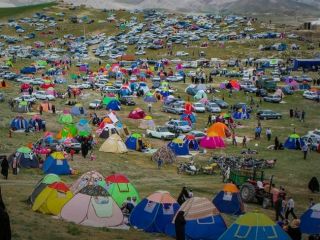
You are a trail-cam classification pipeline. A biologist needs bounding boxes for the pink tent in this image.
[200,136,225,149]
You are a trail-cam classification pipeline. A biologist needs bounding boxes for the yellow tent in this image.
[32,182,73,215]
[99,134,128,153]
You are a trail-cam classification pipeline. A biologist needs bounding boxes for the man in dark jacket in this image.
[175,211,186,240]
[0,187,11,240]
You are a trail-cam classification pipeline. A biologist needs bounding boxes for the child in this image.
[69,149,75,161]
[90,152,96,161]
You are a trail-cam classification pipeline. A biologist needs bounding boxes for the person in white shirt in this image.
[266,128,272,141]
[285,197,297,220]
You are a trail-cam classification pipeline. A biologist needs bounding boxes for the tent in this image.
[99,124,119,139]
[56,124,77,140]
[129,191,180,233]
[194,90,207,100]
[152,145,176,164]
[125,133,144,151]
[200,134,225,149]
[139,116,155,130]
[10,116,29,131]
[28,174,61,204]
[8,146,39,168]
[184,135,199,151]
[105,173,140,207]
[58,112,73,124]
[165,197,227,240]
[99,134,128,153]
[32,182,73,215]
[43,152,71,175]
[180,113,196,125]
[106,99,121,111]
[207,122,230,138]
[232,105,250,120]
[128,108,146,119]
[60,185,124,227]
[70,171,106,194]
[218,212,291,240]
[70,104,87,116]
[168,138,190,156]
[213,183,244,215]
[14,100,29,113]
[76,119,91,137]
[284,134,306,150]
[300,203,320,235]
[144,92,157,103]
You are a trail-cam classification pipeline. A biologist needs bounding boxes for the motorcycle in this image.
[177,163,199,175]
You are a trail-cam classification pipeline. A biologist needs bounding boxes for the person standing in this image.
[301,110,305,122]
[207,114,212,126]
[302,144,308,159]
[285,197,297,220]
[12,155,18,175]
[81,142,89,159]
[52,105,56,114]
[242,136,247,147]
[275,196,284,221]
[266,128,272,141]
[1,156,9,180]
[232,131,237,146]
[274,136,280,150]
[175,211,186,240]
[157,158,163,169]
[0,187,11,240]
[148,103,152,113]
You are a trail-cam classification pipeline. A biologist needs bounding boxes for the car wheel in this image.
[148,133,152,137]
[263,117,267,120]
[277,116,281,119]
[161,136,165,140]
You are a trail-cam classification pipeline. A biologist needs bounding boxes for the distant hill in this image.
[0,0,51,8]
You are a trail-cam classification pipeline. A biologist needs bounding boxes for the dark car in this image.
[243,85,258,93]
[119,96,136,106]
[263,95,282,103]
[210,99,229,109]
[257,110,282,120]
[256,88,268,97]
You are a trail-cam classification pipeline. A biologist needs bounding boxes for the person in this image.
[81,142,89,159]
[285,197,297,220]
[232,132,237,146]
[148,103,152,113]
[39,105,43,115]
[266,128,272,141]
[302,144,308,159]
[207,114,212,126]
[275,196,284,221]
[157,158,163,169]
[301,110,305,122]
[274,136,280,150]
[177,187,190,205]
[287,219,302,240]
[242,136,247,147]
[0,187,11,240]
[308,177,320,193]
[271,184,280,206]
[69,149,75,161]
[1,156,9,180]
[52,105,56,114]
[12,155,18,175]
[174,211,186,240]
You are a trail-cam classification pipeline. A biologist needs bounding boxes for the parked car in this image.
[257,110,282,120]
[146,126,175,140]
[210,99,229,109]
[301,135,320,151]
[303,91,319,100]
[243,85,258,93]
[119,96,136,106]
[89,99,102,109]
[256,88,268,97]
[192,102,206,113]
[33,91,55,100]
[14,95,36,103]
[101,86,120,93]
[166,74,184,82]
[185,130,206,142]
[165,120,192,133]
[162,103,184,114]
[263,95,281,103]
[68,83,91,89]
[205,102,221,113]
[306,129,320,142]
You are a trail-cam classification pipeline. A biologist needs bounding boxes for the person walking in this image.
[12,155,18,175]
[301,110,305,122]
[275,196,285,221]
[266,128,272,141]
[274,136,280,150]
[207,114,212,126]
[52,105,56,114]
[1,156,9,180]
[302,144,308,159]
[232,131,237,146]
[39,104,43,115]
[285,197,297,220]
[242,136,247,147]
[81,142,89,159]
[157,158,163,169]
[0,187,11,240]
[148,103,152,113]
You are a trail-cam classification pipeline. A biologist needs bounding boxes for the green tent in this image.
[58,124,77,139]
[106,174,140,207]
[58,113,73,124]
[37,60,47,67]
[17,146,32,154]
[102,96,118,105]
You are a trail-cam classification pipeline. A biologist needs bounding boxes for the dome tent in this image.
[284,133,306,150]
[213,183,244,215]
[99,134,128,154]
[300,203,320,235]
[76,119,91,137]
[207,122,230,138]
[70,171,106,194]
[43,152,71,175]
[106,99,121,111]
[218,212,291,240]
[99,124,119,139]
[10,116,29,131]
[8,146,39,168]
[58,111,73,124]
[60,185,124,228]
[125,133,144,151]
[32,181,73,215]
[152,145,176,164]
[168,138,190,156]
[128,108,146,119]
[184,135,199,151]
[105,173,140,207]
[165,197,227,240]
[129,191,180,233]
[70,104,87,116]
[139,116,155,130]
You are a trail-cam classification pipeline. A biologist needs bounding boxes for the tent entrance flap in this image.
[92,197,113,218]
[197,216,215,225]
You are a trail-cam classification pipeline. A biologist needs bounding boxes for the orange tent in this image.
[223,183,239,193]
[207,122,230,138]
[38,103,53,112]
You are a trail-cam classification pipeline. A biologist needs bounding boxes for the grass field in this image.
[0,3,320,240]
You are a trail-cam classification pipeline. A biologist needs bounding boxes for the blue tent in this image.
[293,59,320,71]
[107,99,121,111]
[125,133,142,151]
[43,152,71,175]
[180,113,196,124]
[129,191,180,233]
[70,104,87,116]
[300,203,320,235]
[10,117,29,130]
[20,66,36,74]
[284,134,306,150]
[213,184,244,216]
[120,88,132,96]
[8,147,39,168]
[168,139,190,156]
[232,111,250,120]
[184,136,199,151]
[165,197,227,240]
[218,212,291,240]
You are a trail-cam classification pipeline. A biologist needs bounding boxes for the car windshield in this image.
[158,127,169,132]
[313,131,320,135]
[178,121,189,126]
[195,103,203,107]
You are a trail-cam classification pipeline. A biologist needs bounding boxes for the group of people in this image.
[290,108,306,122]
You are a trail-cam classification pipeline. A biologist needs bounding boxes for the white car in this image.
[206,102,221,113]
[33,91,55,100]
[192,102,206,113]
[165,120,192,133]
[306,129,320,142]
[303,91,319,100]
[89,99,102,109]
[16,76,33,83]
[176,51,189,57]
[135,50,146,55]
[68,83,91,89]
[94,80,109,88]
[30,78,45,85]
[14,95,36,103]
[146,126,175,140]
[166,74,184,82]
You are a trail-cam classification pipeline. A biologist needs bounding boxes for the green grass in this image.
[0,2,57,19]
